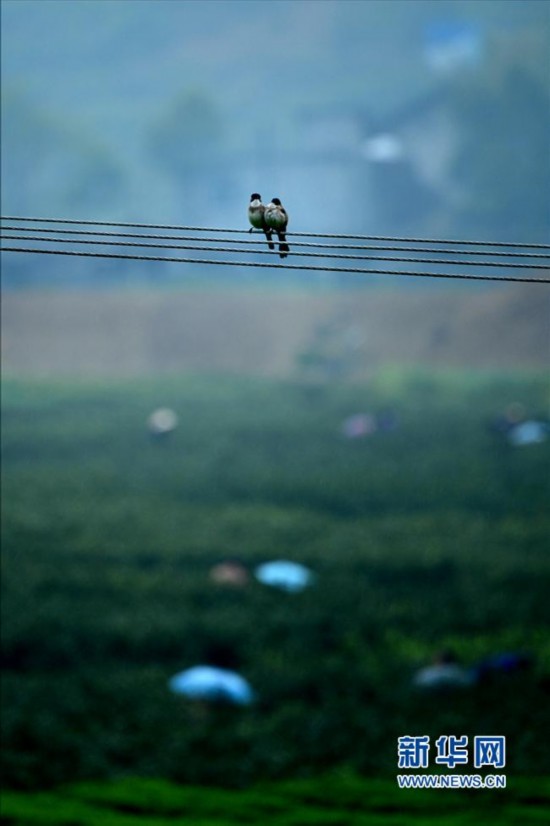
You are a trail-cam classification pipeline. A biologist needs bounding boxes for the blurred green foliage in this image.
[2,774,549,825]
[1,87,126,218]
[148,90,226,181]
[1,370,549,799]
[449,54,550,241]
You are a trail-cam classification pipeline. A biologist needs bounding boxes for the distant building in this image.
[240,106,372,235]
[298,105,366,156]
[362,88,462,234]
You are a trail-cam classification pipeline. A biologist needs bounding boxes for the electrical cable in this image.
[2,246,548,284]
[2,215,549,249]
[2,233,549,271]
[2,225,549,259]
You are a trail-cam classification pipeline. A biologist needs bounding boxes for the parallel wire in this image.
[2,225,549,260]
[2,215,550,249]
[2,233,549,271]
[2,246,549,284]
[3,215,549,283]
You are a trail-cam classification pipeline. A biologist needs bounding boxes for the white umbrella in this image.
[148,408,178,436]
[168,666,254,705]
[255,560,314,593]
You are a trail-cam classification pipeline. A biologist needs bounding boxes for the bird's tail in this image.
[264,230,275,251]
[277,231,289,259]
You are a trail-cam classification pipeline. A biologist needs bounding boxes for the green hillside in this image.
[2,370,549,821]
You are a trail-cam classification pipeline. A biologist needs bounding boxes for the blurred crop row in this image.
[1,370,549,790]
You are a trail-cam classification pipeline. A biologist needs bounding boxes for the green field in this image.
[1,370,549,823]
[2,774,550,825]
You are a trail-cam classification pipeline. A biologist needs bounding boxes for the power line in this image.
[2,225,549,259]
[2,215,548,283]
[2,233,549,271]
[2,246,549,284]
[2,215,549,249]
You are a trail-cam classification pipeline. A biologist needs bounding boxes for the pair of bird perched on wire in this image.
[248,194,289,258]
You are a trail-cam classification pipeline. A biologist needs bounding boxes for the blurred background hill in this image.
[2,0,549,240]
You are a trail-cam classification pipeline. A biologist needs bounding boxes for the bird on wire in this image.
[265,197,289,258]
[248,193,274,251]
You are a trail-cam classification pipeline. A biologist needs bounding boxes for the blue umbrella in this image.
[508,420,548,446]
[168,666,254,705]
[255,560,314,593]
[413,664,475,690]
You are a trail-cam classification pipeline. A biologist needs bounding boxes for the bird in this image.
[248,193,274,251]
[264,198,289,258]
